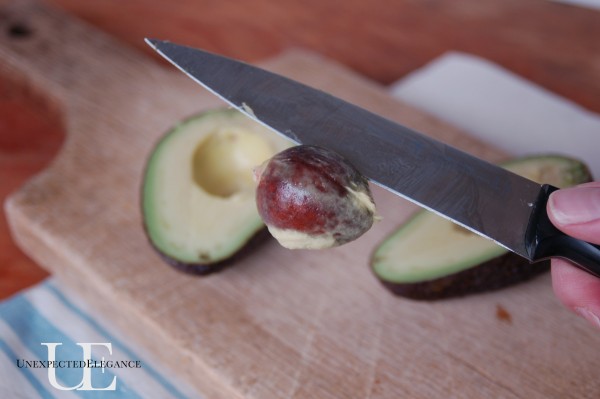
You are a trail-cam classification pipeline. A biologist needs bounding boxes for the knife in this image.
[145,39,600,277]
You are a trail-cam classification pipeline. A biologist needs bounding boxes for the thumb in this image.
[547,182,600,244]
[548,182,600,330]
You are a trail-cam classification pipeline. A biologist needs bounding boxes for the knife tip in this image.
[144,38,164,49]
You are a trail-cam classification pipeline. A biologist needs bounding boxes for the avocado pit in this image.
[255,145,377,249]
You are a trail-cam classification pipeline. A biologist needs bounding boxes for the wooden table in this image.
[1,0,599,300]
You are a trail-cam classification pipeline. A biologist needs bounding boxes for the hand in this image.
[547,182,600,330]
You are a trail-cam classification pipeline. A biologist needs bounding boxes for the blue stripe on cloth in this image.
[0,295,143,399]
[44,281,192,399]
[0,338,55,399]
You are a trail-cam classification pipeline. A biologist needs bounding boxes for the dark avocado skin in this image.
[146,226,271,275]
[380,254,549,300]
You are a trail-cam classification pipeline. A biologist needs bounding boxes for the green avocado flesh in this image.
[371,155,593,299]
[142,108,290,273]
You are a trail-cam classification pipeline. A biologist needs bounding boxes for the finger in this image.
[547,183,600,244]
[552,259,600,329]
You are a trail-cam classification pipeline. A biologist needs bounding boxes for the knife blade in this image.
[146,39,600,277]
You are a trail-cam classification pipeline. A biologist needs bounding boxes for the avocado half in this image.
[142,108,291,274]
[370,155,593,300]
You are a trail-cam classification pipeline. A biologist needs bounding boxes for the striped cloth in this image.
[0,279,199,398]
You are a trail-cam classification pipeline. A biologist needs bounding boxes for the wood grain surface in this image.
[2,0,600,300]
[45,0,600,113]
[2,1,600,398]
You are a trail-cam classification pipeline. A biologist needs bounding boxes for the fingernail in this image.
[548,186,600,225]
[574,307,600,329]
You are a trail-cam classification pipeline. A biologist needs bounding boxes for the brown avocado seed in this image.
[254,145,377,249]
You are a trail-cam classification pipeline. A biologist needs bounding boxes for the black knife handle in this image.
[527,184,600,278]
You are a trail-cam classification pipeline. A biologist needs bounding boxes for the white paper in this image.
[389,52,600,179]
[550,0,600,11]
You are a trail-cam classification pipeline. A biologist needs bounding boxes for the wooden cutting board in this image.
[3,1,600,398]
